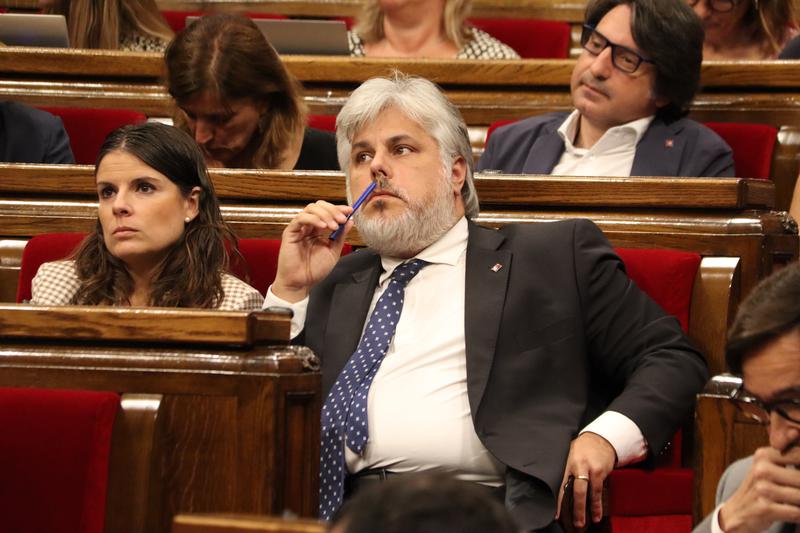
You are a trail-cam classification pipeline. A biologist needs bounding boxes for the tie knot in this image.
[389,259,428,287]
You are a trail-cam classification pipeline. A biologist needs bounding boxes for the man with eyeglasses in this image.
[694,262,800,533]
[478,0,734,178]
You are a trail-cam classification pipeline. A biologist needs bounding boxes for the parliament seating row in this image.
[0,306,318,533]
[0,244,739,531]
[2,50,800,207]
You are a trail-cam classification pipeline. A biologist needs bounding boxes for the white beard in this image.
[353,172,458,258]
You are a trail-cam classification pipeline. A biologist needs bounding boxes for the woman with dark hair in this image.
[31,122,262,309]
[689,0,797,59]
[164,14,338,171]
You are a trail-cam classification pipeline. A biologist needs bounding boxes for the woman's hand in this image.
[271,200,354,302]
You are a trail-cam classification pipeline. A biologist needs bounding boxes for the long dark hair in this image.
[72,122,240,307]
[164,14,307,169]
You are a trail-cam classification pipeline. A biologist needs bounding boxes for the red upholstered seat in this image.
[0,387,119,533]
[308,114,337,133]
[703,122,777,179]
[16,233,352,301]
[469,18,571,58]
[606,248,701,533]
[39,107,147,165]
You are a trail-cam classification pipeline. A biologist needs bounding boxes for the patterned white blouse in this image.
[348,28,520,59]
[31,260,263,311]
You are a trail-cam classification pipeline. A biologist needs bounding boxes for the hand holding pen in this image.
[330,181,376,240]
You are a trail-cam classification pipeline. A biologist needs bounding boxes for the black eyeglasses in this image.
[687,0,739,13]
[731,385,800,425]
[580,25,654,74]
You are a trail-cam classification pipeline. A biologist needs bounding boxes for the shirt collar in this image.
[557,110,655,154]
[379,217,468,284]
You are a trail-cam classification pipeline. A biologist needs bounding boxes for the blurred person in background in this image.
[42,0,173,51]
[165,14,338,171]
[349,0,519,59]
[689,0,797,59]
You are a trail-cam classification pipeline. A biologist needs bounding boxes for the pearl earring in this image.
[184,217,191,223]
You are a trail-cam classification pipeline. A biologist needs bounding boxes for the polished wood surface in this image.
[3,51,799,207]
[173,514,325,533]
[0,305,291,344]
[0,308,321,533]
[0,169,793,300]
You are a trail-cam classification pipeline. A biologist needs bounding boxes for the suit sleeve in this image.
[43,115,75,164]
[697,148,735,178]
[572,219,709,454]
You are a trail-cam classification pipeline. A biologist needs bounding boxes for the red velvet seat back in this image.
[703,122,777,179]
[469,18,571,58]
[17,233,352,301]
[308,114,337,133]
[0,388,119,533]
[39,107,147,165]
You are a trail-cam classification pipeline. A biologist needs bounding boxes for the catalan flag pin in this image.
[665,139,674,148]
[491,263,503,272]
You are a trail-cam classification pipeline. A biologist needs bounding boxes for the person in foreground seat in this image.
[263,73,707,531]
[330,471,519,533]
[478,0,734,178]
[694,262,800,533]
[31,122,261,310]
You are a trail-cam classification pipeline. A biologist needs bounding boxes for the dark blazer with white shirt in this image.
[302,219,708,531]
[477,112,735,178]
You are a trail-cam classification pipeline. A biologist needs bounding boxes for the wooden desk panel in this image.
[0,307,320,533]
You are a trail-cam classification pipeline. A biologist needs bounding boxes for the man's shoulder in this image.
[477,218,606,253]
[492,112,569,140]
[651,116,729,148]
[0,101,62,130]
[716,455,754,502]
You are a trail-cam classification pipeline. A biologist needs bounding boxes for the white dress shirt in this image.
[264,217,648,481]
[551,110,655,177]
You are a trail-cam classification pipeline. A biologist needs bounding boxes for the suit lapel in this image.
[631,118,685,176]
[523,128,565,174]
[321,256,382,397]
[464,222,512,415]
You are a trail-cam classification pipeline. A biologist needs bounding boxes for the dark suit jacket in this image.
[303,219,707,530]
[477,112,735,178]
[0,101,74,164]
[693,456,795,533]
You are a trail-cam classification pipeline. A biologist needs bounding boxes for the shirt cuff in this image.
[711,504,725,533]
[580,410,648,467]
[263,285,308,340]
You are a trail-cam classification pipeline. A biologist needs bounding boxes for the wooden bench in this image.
[0,306,320,533]
[2,49,800,205]
[0,164,792,312]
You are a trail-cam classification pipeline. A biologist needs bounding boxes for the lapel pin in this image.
[665,139,674,148]
[490,263,503,272]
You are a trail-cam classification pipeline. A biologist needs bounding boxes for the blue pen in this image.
[329,181,377,240]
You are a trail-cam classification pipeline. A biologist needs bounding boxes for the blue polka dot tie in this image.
[318,259,429,520]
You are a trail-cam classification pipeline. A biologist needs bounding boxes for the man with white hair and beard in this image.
[264,74,707,532]
[478,0,734,178]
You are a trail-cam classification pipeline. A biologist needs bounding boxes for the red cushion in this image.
[38,107,147,165]
[703,122,777,179]
[610,515,692,533]
[614,248,700,334]
[17,233,352,301]
[160,10,204,32]
[0,388,119,533]
[469,18,571,59]
[308,114,337,133]
[607,468,693,516]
